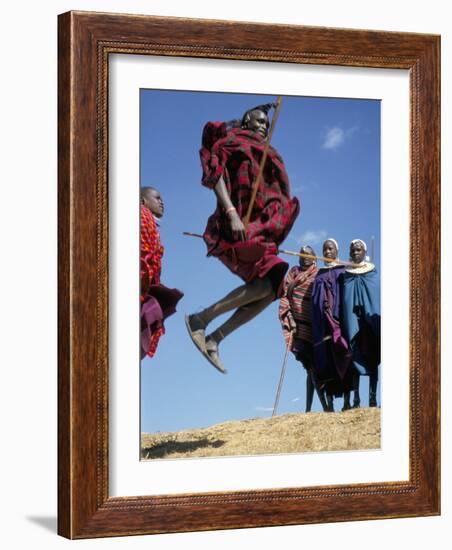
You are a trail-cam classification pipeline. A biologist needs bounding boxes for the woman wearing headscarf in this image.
[279,245,328,412]
[311,239,353,411]
[341,239,380,407]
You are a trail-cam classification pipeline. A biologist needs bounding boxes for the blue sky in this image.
[140,89,380,434]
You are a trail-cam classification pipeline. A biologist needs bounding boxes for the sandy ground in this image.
[141,407,380,460]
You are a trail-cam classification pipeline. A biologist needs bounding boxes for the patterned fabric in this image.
[311,266,352,395]
[140,205,164,358]
[279,263,318,347]
[140,206,163,300]
[200,121,300,290]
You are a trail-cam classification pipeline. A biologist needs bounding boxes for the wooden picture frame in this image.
[58,11,440,539]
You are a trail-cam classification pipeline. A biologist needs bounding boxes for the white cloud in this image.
[292,181,319,194]
[322,126,358,150]
[292,184,307,193]
[255,406,274,412]
[297,229,328,246]
[323,127,345,150]
[291,397,300,403]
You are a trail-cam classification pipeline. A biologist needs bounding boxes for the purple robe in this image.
[311,265,352,395]
[140,284,184,360]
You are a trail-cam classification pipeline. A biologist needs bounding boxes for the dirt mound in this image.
[141,407,380,460]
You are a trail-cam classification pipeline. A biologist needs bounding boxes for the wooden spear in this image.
[243,97,283,229]
[278,249,359,269]
[182,233,360,268]
[272,332,293,417]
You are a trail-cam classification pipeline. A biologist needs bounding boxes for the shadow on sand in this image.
[142,437,225,459]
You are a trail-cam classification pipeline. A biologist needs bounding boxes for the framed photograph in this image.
[58,11,440,539]
[137,87,383,464]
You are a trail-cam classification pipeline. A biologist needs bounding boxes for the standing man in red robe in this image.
[185,104,300,373]
[140,186,183,359]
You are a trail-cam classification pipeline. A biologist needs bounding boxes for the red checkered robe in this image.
[279,264,318,349]
[200,122,300,294]
[140,205,164,357]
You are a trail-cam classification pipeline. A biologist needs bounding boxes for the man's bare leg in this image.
[191,277,273,329]
[207,290,274,345]
[186,277,275,372]
[202,290,274,371]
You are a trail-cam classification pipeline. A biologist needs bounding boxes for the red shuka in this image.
[200,121,300,293]
[140,205,164,357]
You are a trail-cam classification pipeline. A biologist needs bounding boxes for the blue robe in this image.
[342,268,380,376]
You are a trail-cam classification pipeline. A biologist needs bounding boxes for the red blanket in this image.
[200,122,300,286]
[140,205,163,300]
[140,205,164,357]
[140,207,184,358]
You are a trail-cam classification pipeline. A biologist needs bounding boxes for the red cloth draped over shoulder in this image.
[140,205,163,299]
[140,205,164,357]
[200,121,300,290]
[140,206,184,359]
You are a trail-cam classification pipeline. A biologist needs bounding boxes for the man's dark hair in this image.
[140,186,157,199]
[240,102,276,127]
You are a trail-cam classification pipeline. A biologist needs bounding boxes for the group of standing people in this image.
[279,238,380,412]
[141,101,380,413]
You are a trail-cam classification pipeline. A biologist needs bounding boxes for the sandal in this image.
[185,314,207,354]
[204,337,227,374]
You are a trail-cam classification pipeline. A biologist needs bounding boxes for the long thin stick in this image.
[243,97,283,229]
[272,332,293,417]
[182,232,360,268]
[278,249,358,268]
[183,231,204,238]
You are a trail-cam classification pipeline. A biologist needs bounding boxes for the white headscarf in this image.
[350,238,367,251]
[323,238,339,267]
[324,238,339,252]
[350,239,370,262]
